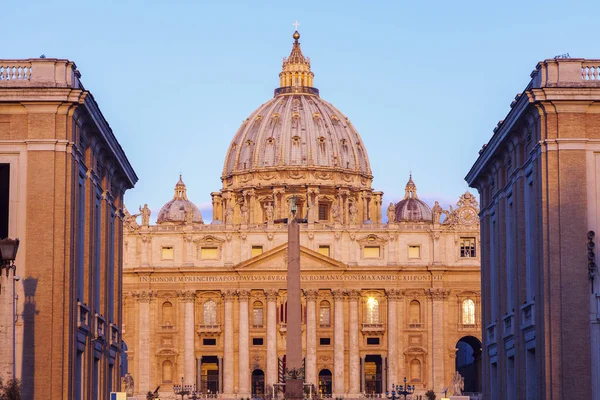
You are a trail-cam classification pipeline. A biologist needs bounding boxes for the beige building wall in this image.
[0,59,137,400]
[466,58,600,400]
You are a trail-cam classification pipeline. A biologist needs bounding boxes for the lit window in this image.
[366,297,379,324]
[319,300,331,326]
[161,246,174,260]
[318,245,330,257]
[318,202,329,221]
[253,301,264,327]
[251,246,263,257]
[408,245,421,259]
[201,247,219,259]
[203,300,217,325]
[363,246,380,258]
[460,237,476,257]
[462,299,475,325]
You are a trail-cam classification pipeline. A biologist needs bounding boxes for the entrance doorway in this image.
[318,369,332,396]
[364,355,382,394]
[199,356,219,394]
[252,369,265,396]
[455,336,482,393]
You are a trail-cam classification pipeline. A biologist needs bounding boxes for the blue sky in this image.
[2,0,596,221]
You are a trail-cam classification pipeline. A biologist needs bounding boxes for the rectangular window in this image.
[203,338,217,346]
[252,338,264,346]
[318,245,330,257]
[201,247,219,259]
[366,337,380,345]
[363,246,381,258]
[460,237,476,257]
[318,202,329,220]
[0,164,9,239]
[161,246,174,260]
[319,338,331,346]
[408,245,421,258]
[251,246,263,257]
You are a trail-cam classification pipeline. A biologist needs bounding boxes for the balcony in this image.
[407,323,423,330]
[361,323,385,334]
[502,313,515,339]
[279,323,287,333]
[95,313,106,341]
[458,323,477,331]
[110,323,120,347]
[197,324,221,336]
[486,322,497,344]
[160,324,176,331]
[77,302,90,332]
[520,301,535,331]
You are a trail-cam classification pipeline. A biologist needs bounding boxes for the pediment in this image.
[233,243,347,271]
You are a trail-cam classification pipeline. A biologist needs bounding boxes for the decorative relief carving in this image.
[346,289,361,300]
[334,232,342,241]
[265,289,278,301]
[303,289,319,301]
[425,288,451,300]
[237,290,251,301]
[133,290,157,302]
[386,289,404,300]
[308,232,314,240]
[177,290,196,303]
[331,289,345,300]
[222,290,237,301]
[315,171,332,180]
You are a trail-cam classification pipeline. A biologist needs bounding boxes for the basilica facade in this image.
[122,31,481,398]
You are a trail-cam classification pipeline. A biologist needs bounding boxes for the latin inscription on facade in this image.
[138,274,443,283]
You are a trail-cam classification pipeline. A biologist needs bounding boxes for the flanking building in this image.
[466,58,600,399]
[0,59,137,399]
[123,31,481,399]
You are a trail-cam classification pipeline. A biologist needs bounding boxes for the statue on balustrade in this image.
[432,201,443,224]
[387,202,395,223]
[139,204,151,226]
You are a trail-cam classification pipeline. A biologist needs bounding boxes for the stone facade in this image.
[0,59,137,399]
[123,31,482,399]
[466,58,600,399]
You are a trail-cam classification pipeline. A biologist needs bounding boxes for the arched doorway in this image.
[318,369,332,396]
[252,369,265,396]
[455,336,482,393]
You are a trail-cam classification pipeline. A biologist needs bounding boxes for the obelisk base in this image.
[285,379,304,400]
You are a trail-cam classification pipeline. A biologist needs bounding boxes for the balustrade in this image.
[0,63,31,81]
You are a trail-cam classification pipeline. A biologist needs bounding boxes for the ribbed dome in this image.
[395,175,432,222]
[157,176,204,224]
[222,30,371,179]
[222,95,371,177]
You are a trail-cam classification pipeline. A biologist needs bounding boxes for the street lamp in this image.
[0,237,19,275]
[386,377,415,400]
[0,237,19,380]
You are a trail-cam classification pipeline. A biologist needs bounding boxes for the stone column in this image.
[386,289,401,390]
[304,289,319,388]
[135,291,154,395]
[184,235,194,265]
[266,289,278,391]
[427,288,449,393]
[141,235,151,266]
[348,290,360,394]
[332,289,345,396]
[360,356,366,394]
[179,290,196,385]
[238,290,251,397]
[223,291,236,396]
[0,273,12,380]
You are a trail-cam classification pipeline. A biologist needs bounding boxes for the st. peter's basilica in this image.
[122,30,481,399]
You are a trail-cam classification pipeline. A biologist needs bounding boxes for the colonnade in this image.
[132,288,451,397]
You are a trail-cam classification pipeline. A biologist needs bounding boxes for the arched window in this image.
[319,301,331,326]
[410,359,421,382]
[366,297,379,324]
[253,301,264,327]
[162,301,173,326]
[409,300,421,324]
[462,299,475,325]
[162,360,173,383]
[203,300,217,325]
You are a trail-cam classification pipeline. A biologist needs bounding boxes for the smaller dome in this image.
[394,175,432,222]
[157,176,204,224]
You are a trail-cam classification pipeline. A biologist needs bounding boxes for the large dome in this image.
[157,176,204,224]
[222,31,371,180]
[394,176,432,222]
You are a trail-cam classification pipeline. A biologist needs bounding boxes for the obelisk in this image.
[286,211,303,400]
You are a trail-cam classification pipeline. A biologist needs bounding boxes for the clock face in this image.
[459,208,477,225]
